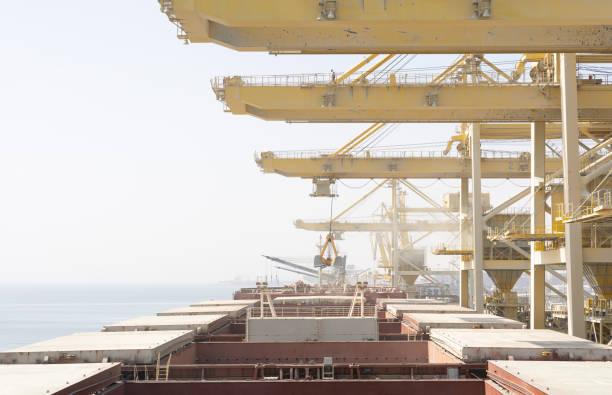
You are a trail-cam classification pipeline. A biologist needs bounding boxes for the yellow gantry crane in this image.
[159,0,612,53]
[159,1,612,338]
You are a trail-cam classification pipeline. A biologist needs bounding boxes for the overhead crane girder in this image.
[256,153,563,179]
[216,79,612,123]
[162,0,612,53]
[294,220,457,233]
[479,123,612,140]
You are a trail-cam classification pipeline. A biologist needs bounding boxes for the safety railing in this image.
[295,218,451,225]
[487,224,565,254]
[559,190,612,222]
[212,73,612,90]
[248,306,376,318]
[257,149,539,160]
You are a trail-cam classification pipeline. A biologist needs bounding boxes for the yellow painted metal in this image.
[585,263,612,299]
[481,57,512,82]
[319,233,339,265]
[216,78,612,122]
[480,123,612,140]
[331,179,389,221]
[511,54,547,81]
[488,225,564,243]
[431,55,467,84]
[352,55,394,84]
[255,152,562,179]
[432,248,473,256]
[335,54,378,84]
[563,190,612,223]
[332,123,385,156]
[294,219,457,233]
[443,134,468,155]
[162,0,612,53]
[577,55,612,64]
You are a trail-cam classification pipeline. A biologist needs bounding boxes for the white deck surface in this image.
[190,299,258,307]
[405,313,525,330]
[489,360,612,395]
[157,305,248,318]
[377,298,449,309]
[0,330,194,364]
[0,363,120,395]
[431,329,612,362]
[387,303,475,317]
[103,314,228,333]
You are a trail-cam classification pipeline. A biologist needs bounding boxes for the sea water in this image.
[0,282,242,351]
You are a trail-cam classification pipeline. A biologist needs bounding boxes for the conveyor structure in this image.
[159,0,612,344]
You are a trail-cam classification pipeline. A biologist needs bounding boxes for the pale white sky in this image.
[0,1,529,284]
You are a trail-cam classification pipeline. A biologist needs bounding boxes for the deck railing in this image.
[248,306,376,318]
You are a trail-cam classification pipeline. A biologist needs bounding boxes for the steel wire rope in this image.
[386,54,418,77]
[439,179,460,188]
[508,179,530,188]
[338,179,376,189]
[328,195,334,235]
[354,124,400,154]
[404,179,440,189]
[362,124,400,150]
[482,179,509,189]
[370,55,408,83]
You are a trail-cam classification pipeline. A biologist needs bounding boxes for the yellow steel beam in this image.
[218,78,612,122]
[577,55,612,64]
[480,57,513,82]
[331,179,389,222]
[462,260,531,271]
[255,153,562,179]
[164,0,612,53]
[431,55,467,84]
[480,123,612,140]
[511,54,547,81]
[352,55,394,84]
[333,123,385,156]
[335,54,379,84]
[294,220,457,233]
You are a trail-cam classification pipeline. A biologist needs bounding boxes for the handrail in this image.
[212,72,612,89]
[248,306,376,318]
[257,149,557,160]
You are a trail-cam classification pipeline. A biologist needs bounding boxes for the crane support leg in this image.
[531,121,547,329]
[471,124,484,313]
[561,53,585,338]
[459,177,471,308]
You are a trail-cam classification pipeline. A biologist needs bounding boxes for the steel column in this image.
[560,53,586,338]
[391,179,399,287]
[470,124,484,313]
[530,121,546,329]
[459,177,470,308]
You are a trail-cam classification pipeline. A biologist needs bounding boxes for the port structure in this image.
[159,0,612,53]
[255,78,609,324]
[215,52,611,336]
[297,178,458,290]
[160,2,612,339]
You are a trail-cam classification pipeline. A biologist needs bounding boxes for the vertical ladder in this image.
[349,281,368,317]
[256,281,277,318]
[155,352,172,381]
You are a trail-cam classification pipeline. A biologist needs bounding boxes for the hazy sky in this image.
[0,1,530,285]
